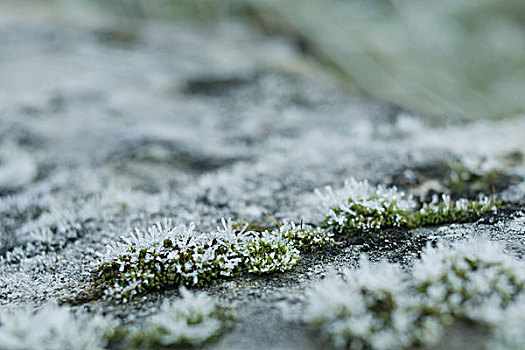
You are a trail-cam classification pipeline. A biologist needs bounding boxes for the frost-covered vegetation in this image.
[317,178,500,239]
[0,303,118,350]
[131,288,235,348]
[95,219,332,302]
[305,239,525,350]
[0,288,233,350]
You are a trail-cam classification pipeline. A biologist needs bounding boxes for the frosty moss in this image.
[0,289,233,350]
[131,287,235,349]
[305,239,525,350]
[317,178,501,239]
[0,303,119,350]
[95,218,332,302]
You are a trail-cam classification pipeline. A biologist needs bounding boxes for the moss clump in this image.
[242,231,300,274]
[130,288,235,349]
[305,239,525,350]
[318,179,501,239]
[0,289,233,350]
[446,161,510,196]
[94,219,332,302]
[279,221,334,252]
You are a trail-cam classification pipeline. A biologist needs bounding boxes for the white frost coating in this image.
[306,258,415,350]
[488,295,525,350]
[305,238,525,350]
[96,217,330,301]
[242,230,300,274]
[145,287,226,346]
[0,142,37,191]
[0,303,115,350]
[315,178,416,212]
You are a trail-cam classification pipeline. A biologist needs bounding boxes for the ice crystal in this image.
[0,303,117,350]
[318,178,499,238]
[95,219,245,302]
[242,231,300,274]
[0,290,233,350]
[95,218,330,301]
[278,220,334,252]
[132,287,234,348]
[305,238,525,350]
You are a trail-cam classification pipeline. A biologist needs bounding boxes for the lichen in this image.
[317,178,500,239]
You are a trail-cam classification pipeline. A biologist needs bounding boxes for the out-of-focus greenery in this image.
[89,0,525,120]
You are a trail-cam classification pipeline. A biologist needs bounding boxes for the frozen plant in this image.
[0,290,233,350]
[487,295,525,350]
[242,231,300,274]
[0,303,118,350]
[305,238,525,350]
[95,219,247,302]
[95,218,329,302]
[132,287,235,348]
[306,258,416,350]
[411,239,525,325]
[317,178,500,238]
[278,220,334,252]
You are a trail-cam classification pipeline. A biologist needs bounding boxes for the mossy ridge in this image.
[321,179,501,239]
[94,219,333,302]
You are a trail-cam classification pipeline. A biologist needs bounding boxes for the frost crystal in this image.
[133,287,234,348]
[242,231,300,274]
[317,178,499,238]
[305,238,525,349]
[95,218,331,301]
[0,303,116,350]
[0,290,233,350]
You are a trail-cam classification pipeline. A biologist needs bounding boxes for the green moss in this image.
[95,236,242,301]
[130,293,235,349]
[447,161,507,195]
[94,219,332,302]
[322,191,501,239]
[232,220,274,234]
[242,232,300,274]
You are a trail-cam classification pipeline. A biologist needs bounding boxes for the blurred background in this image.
[12,0,525,121]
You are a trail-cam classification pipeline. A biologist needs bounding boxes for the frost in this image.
[0,142,38,191]
[0,303,117,350]
[95,218,331,301]
[317,178,500,238]
[0,289,233,350]
[242,231,300,274]
[305,238,525,349]
[133,287,234,348]
[488,295,525,350]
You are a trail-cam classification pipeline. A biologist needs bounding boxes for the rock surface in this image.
[0,1,524,349]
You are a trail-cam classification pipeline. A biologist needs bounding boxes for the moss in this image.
[95,235,243,302]
[242,232,300,274]
[446,161,508,195]
[320,179,501,239]
[94,219,332,302]
[305,240,525,349]
[232,220,274,234]
[129,290,235,349]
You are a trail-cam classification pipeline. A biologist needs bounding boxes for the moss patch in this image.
[94,219,332,302]
[318,178,501,240]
